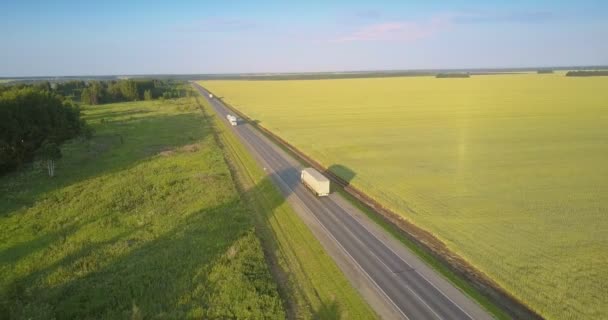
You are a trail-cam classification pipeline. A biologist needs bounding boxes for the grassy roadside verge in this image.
[196,96,377,319]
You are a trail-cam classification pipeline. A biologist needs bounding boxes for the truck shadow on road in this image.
[267,167,301,196]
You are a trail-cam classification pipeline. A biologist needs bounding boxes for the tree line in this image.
[436,73,470,78]
[3,79,192,105]
[0,86,89,175]
[76,79,189,105]
[565,70,608,77]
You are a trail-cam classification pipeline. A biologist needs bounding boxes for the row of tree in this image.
[0,86,89,175]
[436,73,470,78]
[2,79,191,105]
[79,79,188,105]
[565,70,608,77]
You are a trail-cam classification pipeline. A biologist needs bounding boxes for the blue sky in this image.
[1,0,607,76]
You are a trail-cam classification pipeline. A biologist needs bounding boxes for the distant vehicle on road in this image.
[227,114,238,126]
[208,93,213,98]
[301,168,330,196]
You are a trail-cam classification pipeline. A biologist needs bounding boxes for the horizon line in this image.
[2,64,608,80]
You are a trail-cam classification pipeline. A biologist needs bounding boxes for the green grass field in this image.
[0,98,284,319]
[199,74,608,320]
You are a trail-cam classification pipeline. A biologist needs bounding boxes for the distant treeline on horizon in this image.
[435,73,470,78]
[2,65,608,82]
[565,70,608,77]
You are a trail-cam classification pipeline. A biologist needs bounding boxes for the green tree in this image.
[143,89,152,101]
[119,80,139,101]
[107,81,123,102]
[80,87,92,104]
[81,82,103,105]
[0,87,85,174]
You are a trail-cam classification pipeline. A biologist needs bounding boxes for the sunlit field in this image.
[200,74,608,319]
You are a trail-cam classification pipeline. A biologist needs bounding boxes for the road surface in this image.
[194,83,494,320]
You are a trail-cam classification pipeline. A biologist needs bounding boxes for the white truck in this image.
[226,114,238,126]
[208,93,213,98]
[301,168,330,196]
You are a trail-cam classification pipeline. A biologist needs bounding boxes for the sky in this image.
[1,0,607,76]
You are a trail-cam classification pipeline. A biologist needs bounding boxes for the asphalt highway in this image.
[194,83,494,320]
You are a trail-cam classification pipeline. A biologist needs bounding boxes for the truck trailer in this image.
[301,168,330,196]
